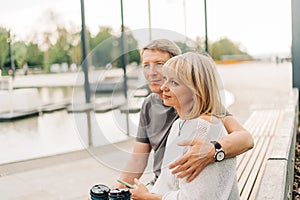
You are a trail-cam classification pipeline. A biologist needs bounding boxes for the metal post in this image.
[80,0,91,103]
[183,0,187,37]
[120,0,130,136]
[204,0,208,53]
[292,0,300,104]
[120,0,128,99]
[80,0,93,147]
[87,110,92,146]
[148,0,152,41]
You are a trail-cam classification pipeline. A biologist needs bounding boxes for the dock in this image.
[0,101,70,121]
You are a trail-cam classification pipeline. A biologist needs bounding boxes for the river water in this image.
[0,86,141,165]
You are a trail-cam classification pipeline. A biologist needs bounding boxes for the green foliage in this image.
[210,37,248,60]
[89,26,115,68]
[0,27,10,70]
[90,26,113,49]
[125,31,140,64]
[26,43,44,67]
[48,27,73,65]
[88,26,140,69]
[0,11,250,74]
[14,41,27,67]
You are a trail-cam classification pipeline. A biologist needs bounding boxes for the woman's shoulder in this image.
[198,115,221,123]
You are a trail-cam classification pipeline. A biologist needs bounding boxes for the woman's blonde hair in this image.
[163,52,223,120]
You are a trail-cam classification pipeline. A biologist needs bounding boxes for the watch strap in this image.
[211,141,225,162]
[211,141,222,150]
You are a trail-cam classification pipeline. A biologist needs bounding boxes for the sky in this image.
[0,0,292,56]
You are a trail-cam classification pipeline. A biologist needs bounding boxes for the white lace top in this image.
[151,117,240,200]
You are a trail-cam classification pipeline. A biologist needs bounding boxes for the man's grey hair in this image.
[140,39,182,58]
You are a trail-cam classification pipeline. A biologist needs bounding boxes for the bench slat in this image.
[248,136,275,200]
[237,110,277,170]
[240,136,271,199]
[237,109,282,199]
[238,136,265,193]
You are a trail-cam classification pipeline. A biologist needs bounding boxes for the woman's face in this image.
[160,65,194,116]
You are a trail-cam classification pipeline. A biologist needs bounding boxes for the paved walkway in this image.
[0,61,293,200]
[0,138,154,200]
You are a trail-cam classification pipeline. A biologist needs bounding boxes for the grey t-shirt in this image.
[136,93,178,177]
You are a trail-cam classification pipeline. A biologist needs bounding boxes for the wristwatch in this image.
[211,141,225,162]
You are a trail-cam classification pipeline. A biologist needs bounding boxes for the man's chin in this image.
[149,85,162,95]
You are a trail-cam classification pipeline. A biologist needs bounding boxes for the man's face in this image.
[142,49,171,96]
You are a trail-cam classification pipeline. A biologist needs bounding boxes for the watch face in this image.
[216,151,225,161]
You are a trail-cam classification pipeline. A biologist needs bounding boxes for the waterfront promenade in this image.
[0,61,295,199]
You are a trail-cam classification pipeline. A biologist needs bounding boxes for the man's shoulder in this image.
[143,93,162,105]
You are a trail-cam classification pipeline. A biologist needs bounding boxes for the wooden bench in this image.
[237,109,282,199]
[237,89,299,199]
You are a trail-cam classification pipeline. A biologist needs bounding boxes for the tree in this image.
[14,41,27,68]
[48,27,72,65]
[113,26,140,68]
[210,37,249,60]
[2,9,252,75]
[26,42,44,67]
[89,26,115,68]
[69,42,82,66]
[88,26,140,68]
[125,30,140,64]
[175,39,205,54]
[0,27,10,74]
[35,10,81,72]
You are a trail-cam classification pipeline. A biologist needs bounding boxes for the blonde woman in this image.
[130,52,240,200]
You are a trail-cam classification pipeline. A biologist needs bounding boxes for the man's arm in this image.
[220,115,254,157]
[169,115,254,182]
[116,141,151,187]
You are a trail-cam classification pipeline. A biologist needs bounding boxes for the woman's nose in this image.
[160,82,168,91]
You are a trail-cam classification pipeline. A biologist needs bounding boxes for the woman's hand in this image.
[130,178,151,200]
[130,178,162,200]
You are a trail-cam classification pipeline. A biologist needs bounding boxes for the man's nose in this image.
[149,65,158,75]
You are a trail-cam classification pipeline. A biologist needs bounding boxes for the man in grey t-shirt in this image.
[137,93,177,178]
[117,39,253,187]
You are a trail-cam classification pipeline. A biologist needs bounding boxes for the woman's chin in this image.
[162,100,173,107]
